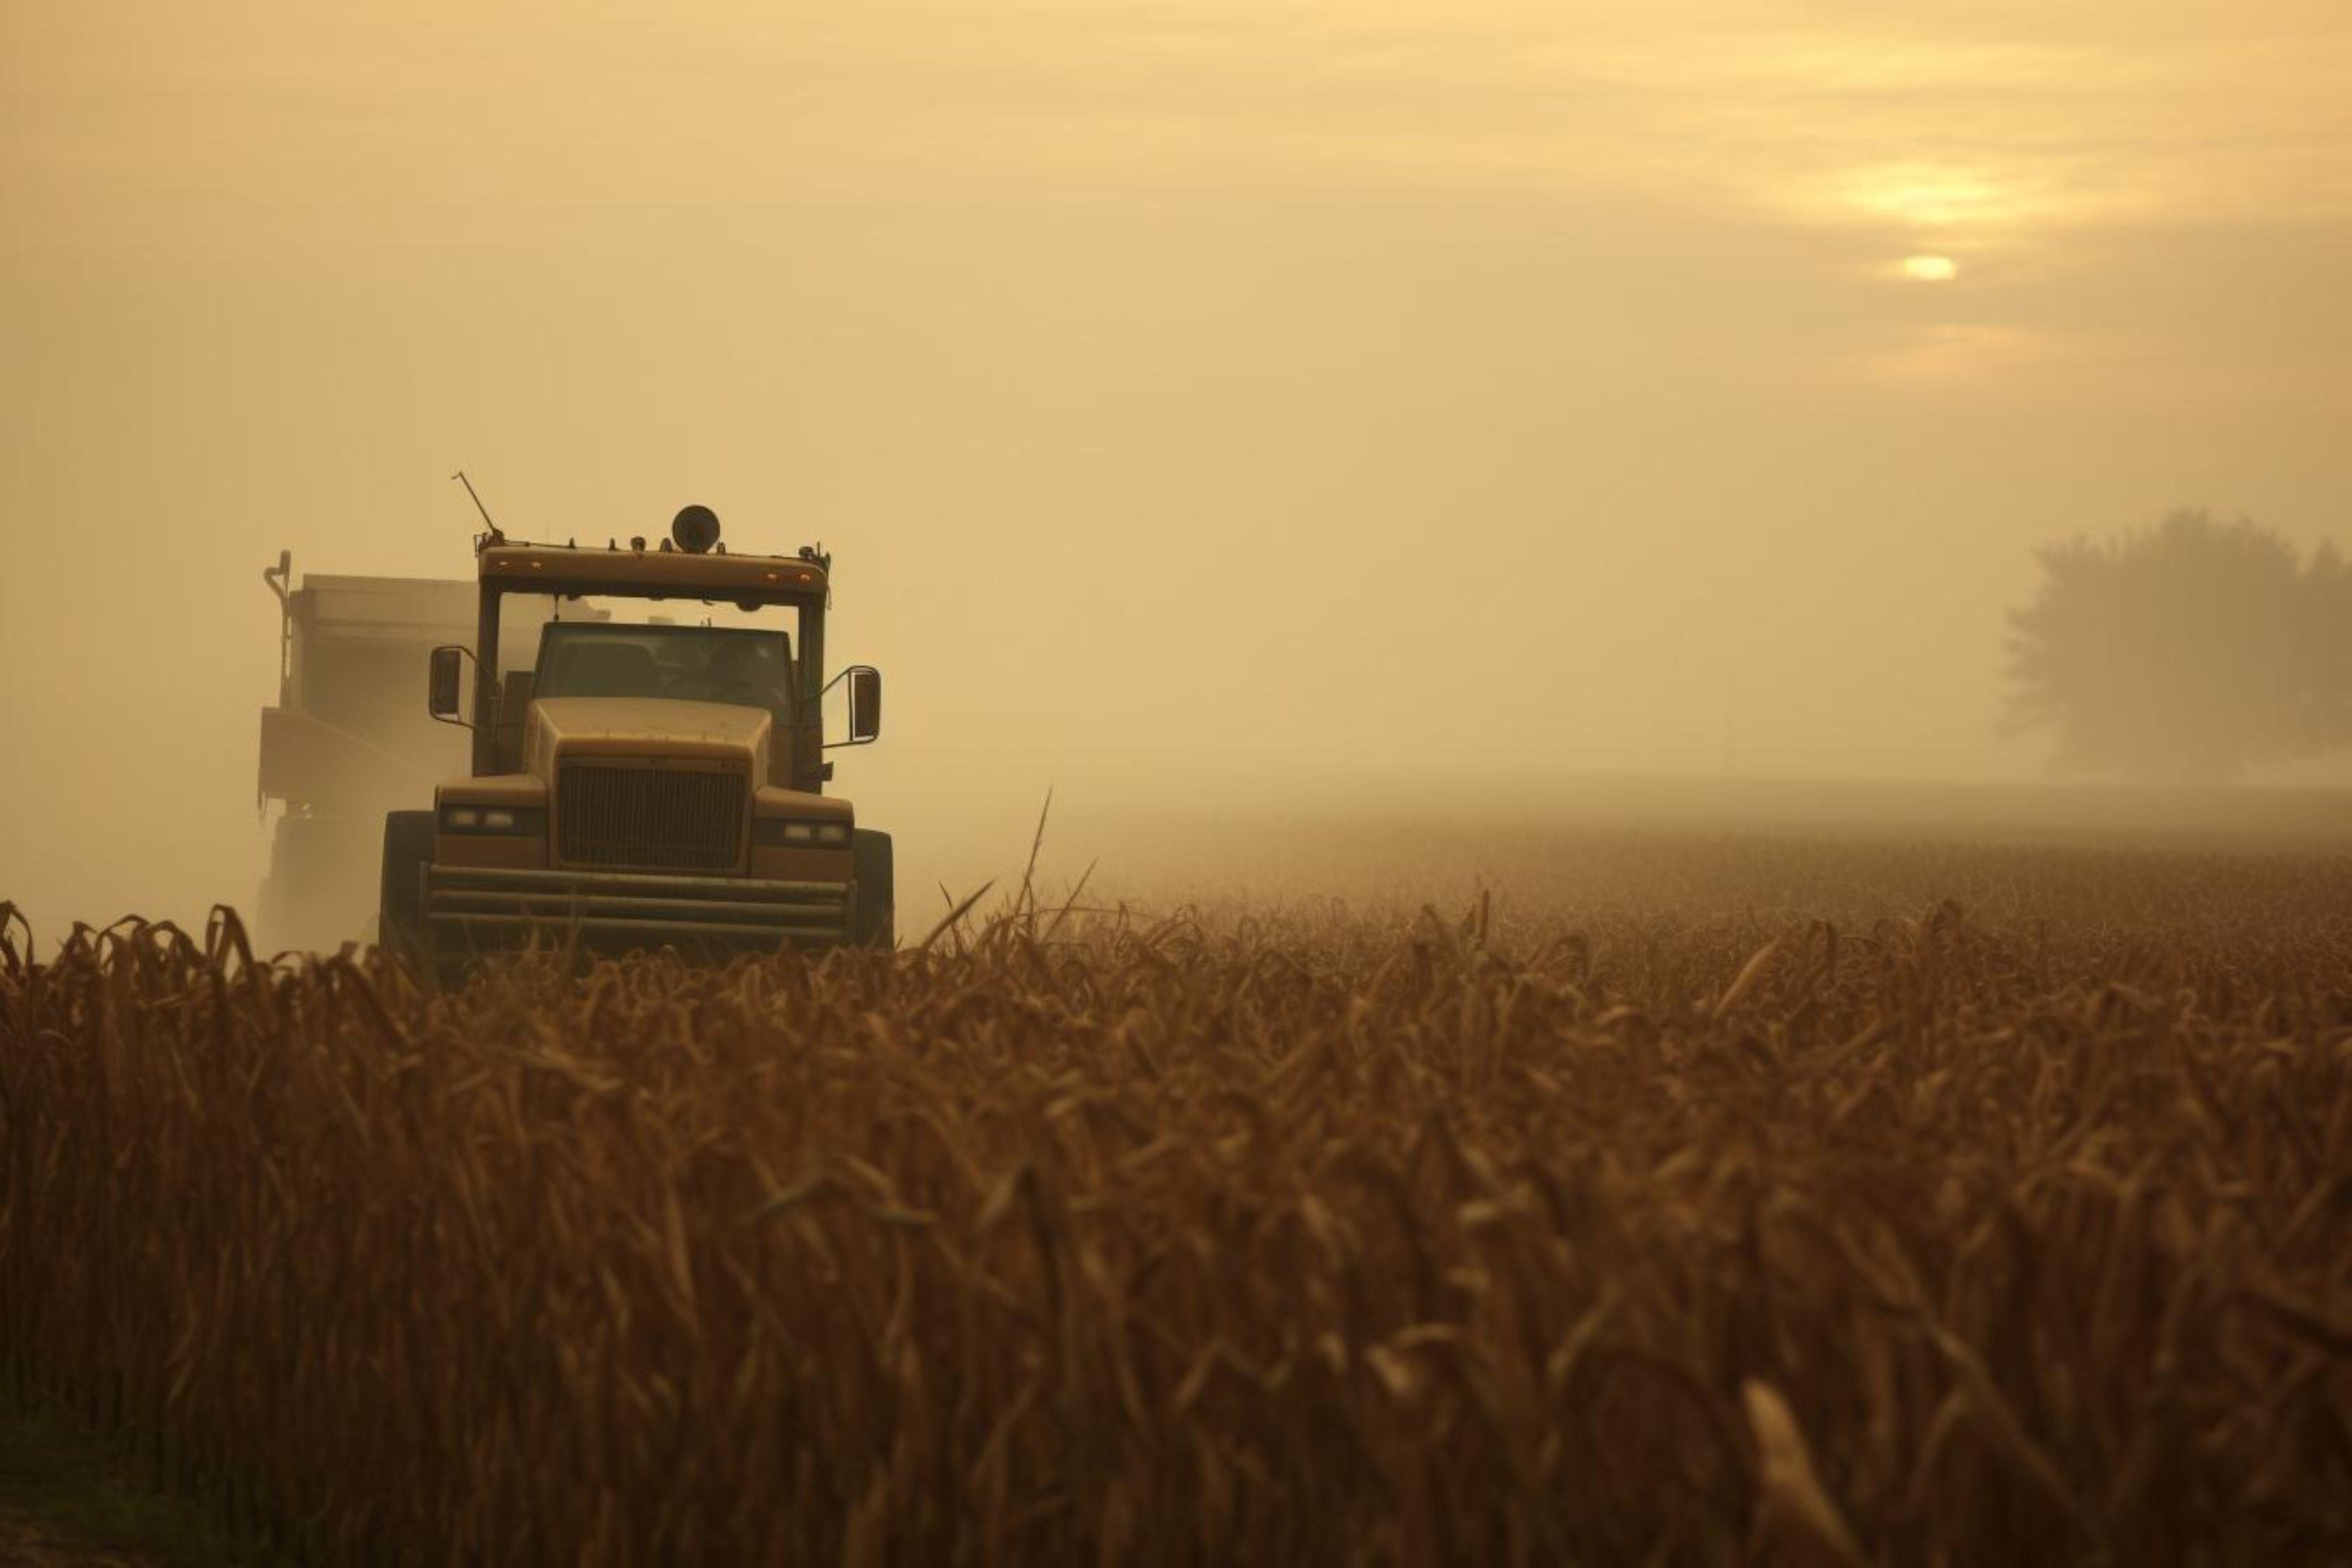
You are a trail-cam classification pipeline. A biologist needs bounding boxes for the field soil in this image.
[0,1388,243,1566]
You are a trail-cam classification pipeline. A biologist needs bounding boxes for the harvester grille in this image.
[557,761,747,873]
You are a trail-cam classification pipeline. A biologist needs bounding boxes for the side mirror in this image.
[823,665,883,747]
[850,666,882,743]
[428,645,473,727]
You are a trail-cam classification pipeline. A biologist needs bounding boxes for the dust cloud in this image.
[4,2,2348,938]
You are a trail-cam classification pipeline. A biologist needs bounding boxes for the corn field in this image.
[2,836,2349,1564]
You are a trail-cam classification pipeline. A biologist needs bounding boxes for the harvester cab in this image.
[379,506,890,981]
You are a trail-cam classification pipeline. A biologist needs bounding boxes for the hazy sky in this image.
[3,1,2348,926]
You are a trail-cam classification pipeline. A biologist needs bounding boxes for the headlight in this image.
[755,818,851,848]
[440,804,545,834]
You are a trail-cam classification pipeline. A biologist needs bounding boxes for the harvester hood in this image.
[528,697,774,772]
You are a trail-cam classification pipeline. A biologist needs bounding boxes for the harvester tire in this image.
[852,829,895,949]
[379,810,437,979]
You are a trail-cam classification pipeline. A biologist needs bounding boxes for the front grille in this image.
[557,761,747,872]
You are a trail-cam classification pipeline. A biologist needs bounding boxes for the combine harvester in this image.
[377,503,891,981]
[257,559,570,949]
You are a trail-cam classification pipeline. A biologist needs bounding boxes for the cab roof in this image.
[477,538,829,603]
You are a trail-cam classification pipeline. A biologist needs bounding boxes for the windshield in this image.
[533,624,796,716]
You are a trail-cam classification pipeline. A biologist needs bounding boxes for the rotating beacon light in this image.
[671,505,722,554]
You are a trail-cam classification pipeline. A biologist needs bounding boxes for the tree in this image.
[2003,511,2352,780]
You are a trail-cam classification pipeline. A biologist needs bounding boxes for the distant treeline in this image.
[2005,510,2352,780]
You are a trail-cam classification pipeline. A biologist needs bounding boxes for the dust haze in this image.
[5,1,2350,937]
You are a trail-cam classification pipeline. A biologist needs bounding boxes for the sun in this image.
[1899,255,1959,282]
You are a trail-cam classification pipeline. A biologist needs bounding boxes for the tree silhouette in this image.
[2004,511,2352,780]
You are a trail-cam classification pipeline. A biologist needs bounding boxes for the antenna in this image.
[451,470,505,543]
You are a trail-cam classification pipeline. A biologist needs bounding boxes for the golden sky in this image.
[3,1,2349,922]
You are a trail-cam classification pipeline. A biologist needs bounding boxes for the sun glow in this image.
[1900,254,1959,282]
[1839,165,2027,228]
